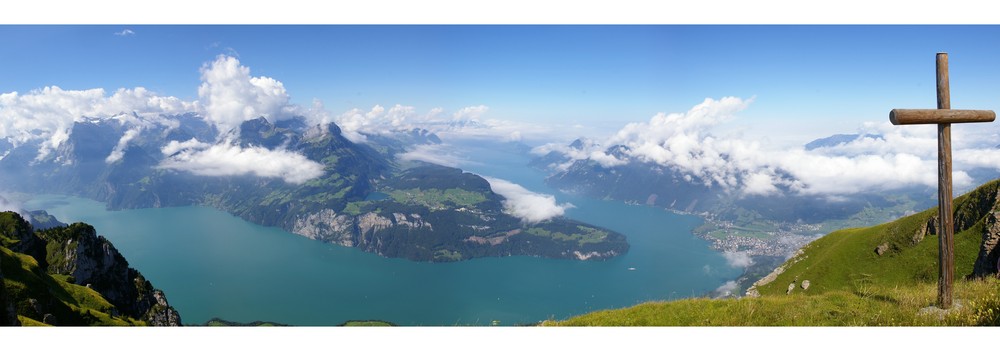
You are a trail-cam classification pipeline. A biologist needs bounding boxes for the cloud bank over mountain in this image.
[532,97,999,197]
[197,55,297,133]
[397,144,465,168]
[483,176,574,224]
[0,86,194,160]
[722,250,754,269]
[5,54,998,192]
[158,138,325,184]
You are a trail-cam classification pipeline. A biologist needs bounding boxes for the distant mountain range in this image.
[803,133,883,150]
[527,134,954,279]
[531,135,931,224]
[0,114,626,262]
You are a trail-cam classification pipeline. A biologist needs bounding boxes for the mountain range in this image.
[526,133,975,293]
[0,113,627,262]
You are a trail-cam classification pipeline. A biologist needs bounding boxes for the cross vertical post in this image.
[935,53,954,309]
[889,52,995,310]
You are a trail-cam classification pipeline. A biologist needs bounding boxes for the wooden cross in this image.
[889,52,995,309]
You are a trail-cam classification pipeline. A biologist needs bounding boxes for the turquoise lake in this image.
[22,141,742,326]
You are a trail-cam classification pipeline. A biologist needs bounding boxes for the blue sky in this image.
[2,25,1000,144]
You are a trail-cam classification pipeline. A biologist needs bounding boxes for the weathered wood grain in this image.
[889,109,994,125]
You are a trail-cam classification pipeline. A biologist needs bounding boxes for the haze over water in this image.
[23,142,741,326]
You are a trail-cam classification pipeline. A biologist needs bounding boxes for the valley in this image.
[0,115,628,263]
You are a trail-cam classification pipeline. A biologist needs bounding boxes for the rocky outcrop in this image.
[293,210,437,250]
[144,290,182,326]
[913,215,937,244]
[972,211,1000,278]
[955,185,1000,231]
[292,209,356,246]
[36,222,182,326]
[875,242,889,256]
[746,248,807,297]
[464,229,521,246]
[392,213,432,230]
[572,250,619,260]
[358,213,393,236]
[801,280,810,290]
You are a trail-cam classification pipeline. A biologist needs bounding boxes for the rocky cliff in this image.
[973,211,1000,278]
[1,211,181,326]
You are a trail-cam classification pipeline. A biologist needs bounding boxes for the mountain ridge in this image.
[0,210,181,326]
[0,113,628,262]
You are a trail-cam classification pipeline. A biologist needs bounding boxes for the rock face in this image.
[357,213,393,236]
[292,209,356,246]
[145,290,182,326]
[37,223,182,326]
[973,211,1000,278]
[875,242,889,256]
[912,216,937,244]
[293,209,434,253]
[572,250,620,261]
[2,211,182,326]
[801,280,810,290]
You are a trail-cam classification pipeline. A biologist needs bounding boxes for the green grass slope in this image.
[544,277,999,326]
[544,179,1000,326]
[1,246,144,326]
[751,179,1000,296]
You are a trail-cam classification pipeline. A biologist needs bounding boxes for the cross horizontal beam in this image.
[889,109,995,125]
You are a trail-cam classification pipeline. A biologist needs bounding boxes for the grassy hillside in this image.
[1,246,144,326]
[751,179,999,296]
[544,277,999,326]
[544,179,1000,326]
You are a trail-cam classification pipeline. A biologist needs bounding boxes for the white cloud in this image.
[160,138,211,156]
[105,128,141,164]
[114,29,135,36]
[157,138,324,184]
[397,144,465,168]
[428,106,560,143]
[742,171,781,196]
[721,250,754,269]
[588,150,627,168]
[712,280,740,298]
[333,107,372,143]
[0,195,26,218]
[541,97,1000,197]
[425,107,444,120]
[197,55,293,133]
[956,148,1000,171]
[386,105,416,127]
[0,56,311,164]
[331,104,425,144]
[482,176,574,224]
[452,105,489,121]
[506,131,522,142]
[0,86,196,161]
[328,103,561,145]
[332,105,403,143]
